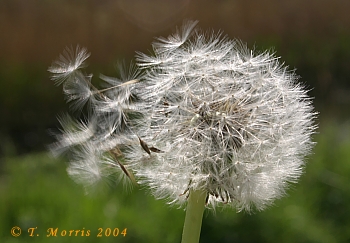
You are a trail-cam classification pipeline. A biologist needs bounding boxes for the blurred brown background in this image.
[1,0,350,154]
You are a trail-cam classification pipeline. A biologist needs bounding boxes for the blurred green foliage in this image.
[1,122,350,243]
[0,153,184,243]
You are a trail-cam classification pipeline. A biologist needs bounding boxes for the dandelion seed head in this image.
[129,22,317,211]
[50,21,317,212]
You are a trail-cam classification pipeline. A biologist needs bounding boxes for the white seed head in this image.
[49,21,317,212]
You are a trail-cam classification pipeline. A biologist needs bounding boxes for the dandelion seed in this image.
[48,46,90,85]
[138,136,151,155]
[149,146,164,153]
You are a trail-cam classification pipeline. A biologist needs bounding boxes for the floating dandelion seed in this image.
[49,20,317,243]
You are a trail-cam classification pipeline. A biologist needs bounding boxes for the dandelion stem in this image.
[181,189,207,243]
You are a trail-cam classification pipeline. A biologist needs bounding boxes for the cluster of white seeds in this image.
[49,21,316,212]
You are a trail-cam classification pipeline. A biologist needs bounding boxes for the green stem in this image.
[181,189,207,243]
